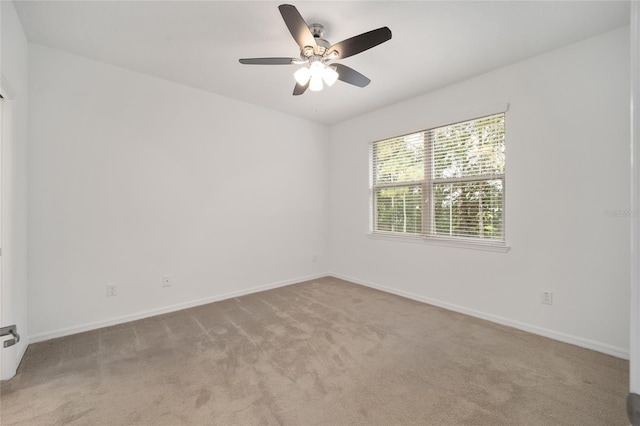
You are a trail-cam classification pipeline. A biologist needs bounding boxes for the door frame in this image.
[0,73,17,380]
[632,0,640,393]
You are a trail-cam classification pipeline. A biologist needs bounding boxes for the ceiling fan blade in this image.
[293,81,309,96]
[326,27,392,60]
[278,4,317,51]
[239,58,297,65]
[334,64,371,87]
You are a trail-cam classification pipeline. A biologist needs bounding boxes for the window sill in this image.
[366,232,511,253]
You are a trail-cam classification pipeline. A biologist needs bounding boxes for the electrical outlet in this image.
[106,283,117,297]
[162,275,171,287]
[541,291,553,305]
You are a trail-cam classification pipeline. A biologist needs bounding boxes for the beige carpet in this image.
[0,277,629,425]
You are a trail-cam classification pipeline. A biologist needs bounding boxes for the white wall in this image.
[0,0,29,375]
[28,44,329,339]
[328,27,631,358]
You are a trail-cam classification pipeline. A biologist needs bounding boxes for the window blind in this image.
[370,113,506,244]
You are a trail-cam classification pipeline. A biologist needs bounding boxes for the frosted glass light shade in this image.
[322,66,339,86]
[294,62,335,91]
[309,75,323,91]
[309,61,324,78]
[294,67,311,85]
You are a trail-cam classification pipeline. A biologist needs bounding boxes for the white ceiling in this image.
[14,1,630,125]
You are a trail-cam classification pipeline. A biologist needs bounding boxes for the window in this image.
[370,113,505,247]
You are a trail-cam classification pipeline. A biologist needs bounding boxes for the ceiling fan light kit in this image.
[295,60,338,91]
[239,4,392,96]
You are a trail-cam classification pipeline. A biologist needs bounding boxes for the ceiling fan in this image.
[239,4,392,95]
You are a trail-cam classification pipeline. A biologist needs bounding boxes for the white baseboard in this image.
[28,271,630,360]
[329,272,630,360]
[28,273,329,344]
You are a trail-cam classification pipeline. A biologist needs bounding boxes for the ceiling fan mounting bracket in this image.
[309,23,325,38]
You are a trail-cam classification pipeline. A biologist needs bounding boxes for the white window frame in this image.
[368,104,510,253]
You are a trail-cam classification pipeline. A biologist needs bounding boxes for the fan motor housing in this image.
[309,23,331,56]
